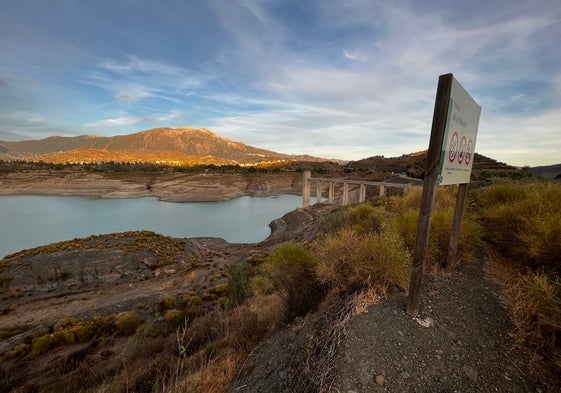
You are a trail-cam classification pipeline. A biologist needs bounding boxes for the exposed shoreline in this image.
[0,170,304,202]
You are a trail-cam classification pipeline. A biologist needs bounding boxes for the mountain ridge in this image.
[0,127,334,165]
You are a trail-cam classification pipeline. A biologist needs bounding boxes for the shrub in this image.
[314,228,411,294]
[261,243,321,321]
[88,315,115,338]
[227,261,253,304]
[320,209,346,233]
[345,203,386,234]
[115,311,140,336]
[184,294,203,307]
[31,334,51,357]
[391,207,482,270]
[138,322,161,339]
[165,309,187,329]
[158,295,177,312]
[320,203,388,235]
[478,182,561,272]
[494,258,561,373]
[391,185,457,214]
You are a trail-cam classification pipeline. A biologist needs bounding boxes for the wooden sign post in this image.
[407,74,481,317]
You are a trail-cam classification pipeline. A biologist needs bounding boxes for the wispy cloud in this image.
[87,55,203,105]
[343,50,364,61]
[84,110,181,129]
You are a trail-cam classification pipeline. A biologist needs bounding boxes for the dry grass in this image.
[314,227,411,294]
[293,288,385,393]
[478,182,561,271]
[487,253,561,373]
[479,182,561,377]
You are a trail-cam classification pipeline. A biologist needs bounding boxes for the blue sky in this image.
[1,0,559,166]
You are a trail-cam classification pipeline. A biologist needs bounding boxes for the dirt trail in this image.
[230,261,558,393]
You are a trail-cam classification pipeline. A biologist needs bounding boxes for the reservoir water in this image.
[0,194,302,258]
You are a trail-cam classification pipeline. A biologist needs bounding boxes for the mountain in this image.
[0,127,331,165]
[527,163,561,180]
[346,151,531,180]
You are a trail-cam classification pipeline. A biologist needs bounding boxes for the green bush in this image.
[31,334,51,357]
[320,209,346,233]
[320,203,388,235]
[227,261,253,305]
[261,243,320,321]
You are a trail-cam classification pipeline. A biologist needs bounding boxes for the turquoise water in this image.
[0,194,302,258]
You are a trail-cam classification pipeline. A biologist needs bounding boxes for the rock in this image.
[375,375,385,386]
[415,316,435,328]
[462,365,478,382]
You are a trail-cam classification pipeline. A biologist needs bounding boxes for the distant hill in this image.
[527,163,561,180]
[346,151,531,181]
[0,127,333,165]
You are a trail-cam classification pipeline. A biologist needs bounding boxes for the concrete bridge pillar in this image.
[328,181,334,204]
[359,184,366,202]
[379,184,386,196]
[303,171,311,207]
[342,182,349,206]
[316,181,323,204]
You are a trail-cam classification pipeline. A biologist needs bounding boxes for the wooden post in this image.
[359,184,366,202]
[303,171,311,207]
[328,181,335,204]
[342,182,349,206]
[316,181,322,204]
[444,183,468,268]
[407,74,453,317]
[379,184,385,196]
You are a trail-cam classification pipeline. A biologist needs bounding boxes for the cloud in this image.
[115,84,153,103]
[0,111,71,140]
[87,55,202,105]
[86,116,141,128]
[343,50,363,61]
[84,110,181,129]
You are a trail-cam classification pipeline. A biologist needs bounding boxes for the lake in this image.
[0,194,303,258]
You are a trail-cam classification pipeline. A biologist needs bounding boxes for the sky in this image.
[0,0,560,167]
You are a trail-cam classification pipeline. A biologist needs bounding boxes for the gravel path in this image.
[330,261,553,392]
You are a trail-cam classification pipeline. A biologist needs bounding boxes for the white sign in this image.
[437,77,481,186]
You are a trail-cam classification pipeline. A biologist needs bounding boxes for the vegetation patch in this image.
[2,230,186,267]
[478,182,561,373]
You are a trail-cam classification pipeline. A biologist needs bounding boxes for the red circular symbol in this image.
[448,132,459,162]
[458,136,467,164]
[465,140,473,165]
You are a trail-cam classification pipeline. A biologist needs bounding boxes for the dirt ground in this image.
[229,261,558,393]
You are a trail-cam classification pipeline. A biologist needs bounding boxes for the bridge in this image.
[302,170,416,207]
